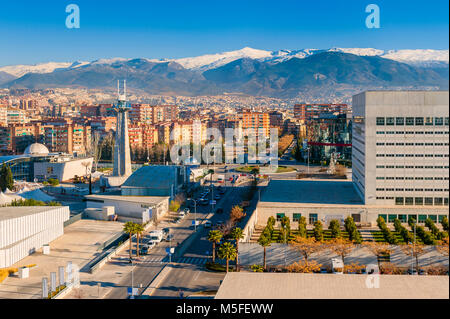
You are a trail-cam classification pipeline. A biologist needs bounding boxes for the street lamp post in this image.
[130,260,134,299]
[283,225,287,267]
[169,228,172,264]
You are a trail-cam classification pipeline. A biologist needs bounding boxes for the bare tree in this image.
[91,131,102,171]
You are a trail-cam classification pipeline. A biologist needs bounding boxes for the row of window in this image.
[376,165,449,169]
[376,188,449,192]
[376,142,449,146]
[376,154,449,157]
[376,176,449,180]
[393,197,449,206]
[378,214,448,224]
[376,131,448,134]
[376,117,449,126]
[276,213,319,224]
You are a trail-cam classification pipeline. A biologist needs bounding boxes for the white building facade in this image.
[352,91,449,207]
[0,206,70,268]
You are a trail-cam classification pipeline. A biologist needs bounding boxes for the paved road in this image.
[103,175,245,299]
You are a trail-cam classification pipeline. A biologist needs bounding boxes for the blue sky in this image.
[0,0,448,66]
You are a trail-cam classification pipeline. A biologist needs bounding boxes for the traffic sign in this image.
[127,287,138,296]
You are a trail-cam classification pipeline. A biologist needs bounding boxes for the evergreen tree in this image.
[0,164,13,192]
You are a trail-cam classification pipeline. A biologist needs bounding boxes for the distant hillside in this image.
[4,52,448,98]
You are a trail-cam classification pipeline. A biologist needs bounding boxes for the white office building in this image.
[0,206,70,268]
[352,91,449,207]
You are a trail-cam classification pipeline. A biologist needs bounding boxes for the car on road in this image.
[214,194,221,200]
[148,231,163,243]
[183,208,190,214]
[200,199,209,206]
[204,221,212,228]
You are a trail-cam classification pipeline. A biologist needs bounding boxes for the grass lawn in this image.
[235,166,259,173]
[275,166,295,173]
[236,165,295,174]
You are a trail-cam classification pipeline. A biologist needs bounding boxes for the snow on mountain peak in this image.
[174,47,272,71]
[0,62,75,78]
[0,47,448,79]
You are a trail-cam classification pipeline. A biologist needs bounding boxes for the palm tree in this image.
[123,222,137,260]
[218,242,237,273]
[230,227,244,271]
[257,233,271,271]
[134,223,145,257]
[207,230,223,263]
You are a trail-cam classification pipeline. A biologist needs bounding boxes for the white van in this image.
[148,230,163,243]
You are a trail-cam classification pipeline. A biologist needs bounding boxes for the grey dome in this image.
[24,143,49,156]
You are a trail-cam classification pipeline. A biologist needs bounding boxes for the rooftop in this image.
[260,179,363,205]
[0,206,65,221]
[85,194,169,205]
[122,165,182,189]
[215,273,449,299]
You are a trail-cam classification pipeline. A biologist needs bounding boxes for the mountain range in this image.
[0,47,448,98]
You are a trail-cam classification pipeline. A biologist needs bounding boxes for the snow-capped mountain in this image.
[0,62,77,78]
[174,47,273,71]
[0,47,448,78]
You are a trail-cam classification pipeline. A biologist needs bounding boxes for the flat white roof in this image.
[215,273,449,299]
[85,194,169,205]
[0,206,65,221]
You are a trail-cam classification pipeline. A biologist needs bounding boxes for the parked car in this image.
[183,208,190,214]
[204,221,212,228]
[166,234,174,241]
[148,231,163,243]
[214,194,221,200]
[200,199,209,206]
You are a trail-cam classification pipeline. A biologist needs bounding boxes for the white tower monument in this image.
[113,80,132,177]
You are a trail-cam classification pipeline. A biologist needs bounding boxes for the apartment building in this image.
[43,124,91,155]
[171,120,207,144]
[0,124,46,154]
[241,110,270,138]
[352,91,449,207]
[129,104,178,125]
[128,124,159,150]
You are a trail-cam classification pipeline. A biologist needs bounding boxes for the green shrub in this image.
[205,262,234,272]
[47,178,59,186]
[377,216,398,244]
[441,216,449,232]
[313,221,323,241]
[425,218,440,237]
[251,264,264,272]
[328,220,341,238]
[394,219,413,243]
[297,216,307,238]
